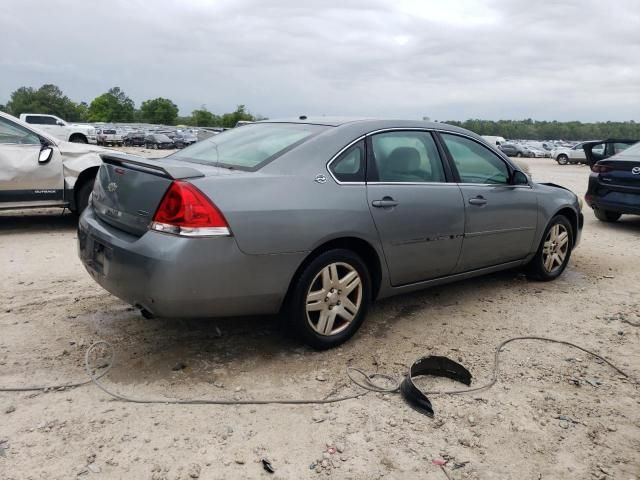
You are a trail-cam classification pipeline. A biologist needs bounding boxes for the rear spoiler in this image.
[581,139,638,167]
[99,152,205,180]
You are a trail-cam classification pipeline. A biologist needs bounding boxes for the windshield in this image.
[171,123,328,170]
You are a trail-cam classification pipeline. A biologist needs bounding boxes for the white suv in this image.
[19,113,96,144]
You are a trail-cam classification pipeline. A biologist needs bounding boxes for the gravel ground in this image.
[1,150,639,479]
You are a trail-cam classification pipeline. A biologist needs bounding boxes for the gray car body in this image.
[78,118,583,318]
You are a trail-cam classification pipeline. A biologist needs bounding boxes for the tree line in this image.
[0,84,259,128]
[444,118,640,141]
[2,84,638,139]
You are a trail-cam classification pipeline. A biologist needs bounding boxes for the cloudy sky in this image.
[1,0,639,121]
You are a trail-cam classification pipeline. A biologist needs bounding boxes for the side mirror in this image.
[511,170,529,185]
[39,146,54,164]
[56,121,65,126]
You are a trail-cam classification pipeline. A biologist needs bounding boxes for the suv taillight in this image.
[150,181,230,237]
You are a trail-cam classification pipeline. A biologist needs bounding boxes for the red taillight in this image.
[591,163,612,173]
[151,181,230,237]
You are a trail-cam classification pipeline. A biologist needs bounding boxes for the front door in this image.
[439,133,538,272]
[0,115,64,208]
[366,130,465,286]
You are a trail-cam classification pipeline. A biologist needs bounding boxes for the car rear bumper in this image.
[78,207,305,318]
[586,175,640,215]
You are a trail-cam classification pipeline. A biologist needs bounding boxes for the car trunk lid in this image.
[596,159,640,190]
[92,152,236,236]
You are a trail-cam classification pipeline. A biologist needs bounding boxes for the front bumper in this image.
[78,207,305,318]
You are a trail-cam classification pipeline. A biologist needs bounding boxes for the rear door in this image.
[364,130,465,286]
[0,114,64,208]
[438,132,538,272]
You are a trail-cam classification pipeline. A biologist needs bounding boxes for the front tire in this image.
[516,152,523,158]
[527,215,573,281]
[556,154,568,165]
[594,209,621,222]
[287,249,371,349]
[74,177,95,215]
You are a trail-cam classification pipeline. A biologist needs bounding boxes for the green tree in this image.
[87,87,135,122]
[220,104,255,128]
[5,84,87,121]
[190,107,220,127]
[139,97,179,125]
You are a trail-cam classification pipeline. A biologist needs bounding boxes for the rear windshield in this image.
[171,123,328,170]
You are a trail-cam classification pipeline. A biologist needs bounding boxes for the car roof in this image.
[256,117,474,136]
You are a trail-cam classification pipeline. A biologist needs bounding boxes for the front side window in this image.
[172,123,328,171]
[369,131,446,183]
[329,140,365,182]
[0,116,41,145]
[441,134,510,184]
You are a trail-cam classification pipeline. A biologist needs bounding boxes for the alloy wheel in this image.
[305,262,362,336]
[542,223,569,273]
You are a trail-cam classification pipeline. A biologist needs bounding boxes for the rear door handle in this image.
[468,196,487,206]
[372,197,399,208]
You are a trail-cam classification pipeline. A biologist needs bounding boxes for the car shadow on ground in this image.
[91,268,528,387]
[0,209,77,233]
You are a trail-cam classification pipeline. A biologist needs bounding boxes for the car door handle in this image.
[468,196,487,206]
[372,197,399,208]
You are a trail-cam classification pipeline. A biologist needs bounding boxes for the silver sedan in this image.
[78,118,583,349]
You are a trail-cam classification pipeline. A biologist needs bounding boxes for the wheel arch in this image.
[282,236,383,311]
[70,166,99,211]
[552,207,579,246]
[69,132,88,143]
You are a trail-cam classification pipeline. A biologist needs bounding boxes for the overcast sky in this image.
[1,0,639,121]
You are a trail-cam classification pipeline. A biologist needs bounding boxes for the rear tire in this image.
[557,154,568,165]
[70,134,88,144]
[287,249,371,350]
[594,209,621,222]
[516,152,523,158]
[527,215,573,281]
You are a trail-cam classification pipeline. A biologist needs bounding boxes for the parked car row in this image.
[96,125,201,149]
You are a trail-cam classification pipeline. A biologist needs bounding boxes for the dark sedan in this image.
[585,140,640,222]
[499,143,530,157]
[145,134,175,149]
[123,131,146,147]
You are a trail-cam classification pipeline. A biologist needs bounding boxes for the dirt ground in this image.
[1,149,639,480]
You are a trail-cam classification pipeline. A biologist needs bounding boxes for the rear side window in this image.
[441,134,510,184]
[25,115,57,125]
[329,140,365,182]
[369,131,446,183]
[172,123,328,171]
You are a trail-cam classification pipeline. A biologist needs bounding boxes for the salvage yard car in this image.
[19,113,97,144]
[145,133,174,149]
[0,111,105,213]
[96,128,123,147]
[78,118,583,349]
[584,139,640,222]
